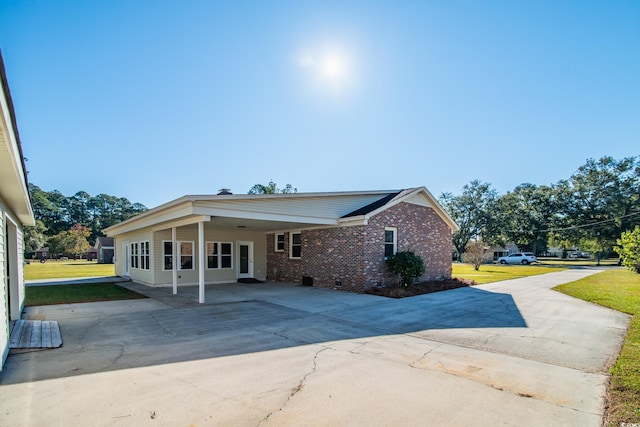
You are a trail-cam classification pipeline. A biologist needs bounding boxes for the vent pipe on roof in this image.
[217,188,232,195]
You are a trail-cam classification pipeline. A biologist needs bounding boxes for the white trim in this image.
[171,228,177,295]
[384,227,397,259]
[274,233,285,252]
[139,240,150,270]
[122,241,130,276]
[198,222,205,304]
[289,231,302,259]
[178,240,195,271]
[206,241,233,269]
[237,241,254,279]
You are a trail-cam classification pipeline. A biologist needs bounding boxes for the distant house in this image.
[34,246,49,260]
[0,51,36,370]
[95,237,114,264]
[492,243,520,260]
[104,187,458,303]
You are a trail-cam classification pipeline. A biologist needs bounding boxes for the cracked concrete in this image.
[0,269,630,426]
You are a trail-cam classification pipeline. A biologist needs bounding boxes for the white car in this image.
[498,252,537,265]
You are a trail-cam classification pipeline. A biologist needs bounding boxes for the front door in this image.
[123,242,130,277]
[237,241,253,279]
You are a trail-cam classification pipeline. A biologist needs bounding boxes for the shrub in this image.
[464,240,490,271]
[615,226,640,273]
[386,251,426,287]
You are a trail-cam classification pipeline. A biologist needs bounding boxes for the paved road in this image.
[1,269,630,426]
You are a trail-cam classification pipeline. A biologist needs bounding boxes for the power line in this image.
[539,211,640,233]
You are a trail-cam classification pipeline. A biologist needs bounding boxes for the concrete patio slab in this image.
[0,269,630,426]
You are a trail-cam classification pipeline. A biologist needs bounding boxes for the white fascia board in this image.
[104,203,195,236]
[150,215,211,232]
[337,216,368,226]
[0,88,34,226]
[191,206,338,225]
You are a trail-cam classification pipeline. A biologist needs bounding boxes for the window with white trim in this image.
[130,242,139,269]
[207,242,233,269]
[163,241,173,270]
[179,241,194,270]
[275,233,285,252]
[290,232,301,259]
[384,227,397,258]
[139,241,150,270]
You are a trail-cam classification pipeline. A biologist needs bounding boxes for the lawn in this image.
[538,257,621,267]
[25,260,115,280]
[452,262,566,284]
[25,283,145,306]
[555,269,640,426]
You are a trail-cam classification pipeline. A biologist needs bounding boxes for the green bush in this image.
[615,226,640,273]
[386,251,426,287]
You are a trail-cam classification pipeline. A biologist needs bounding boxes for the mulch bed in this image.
[365,278,477,298]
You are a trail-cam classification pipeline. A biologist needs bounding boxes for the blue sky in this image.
[1,1,638,208]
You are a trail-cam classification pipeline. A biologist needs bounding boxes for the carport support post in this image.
[172,227,177,295]
[198,221,205,303]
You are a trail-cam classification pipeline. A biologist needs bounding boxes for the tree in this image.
[248,180,297,194]
[496,184,557,255]
[23,220,48,256]
[554,156,640,264]
[27,184,148,247]
[439,180,499,259]
[29,184,68,235]
[615,226,640,273]
[386,251,426,287]
[49,224,91,258]
[464,240,490,271]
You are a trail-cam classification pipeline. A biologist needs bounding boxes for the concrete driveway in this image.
[0,269,630,426]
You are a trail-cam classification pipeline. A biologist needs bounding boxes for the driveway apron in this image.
[0,269,630,426]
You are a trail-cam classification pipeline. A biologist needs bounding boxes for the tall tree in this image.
[439,180,499,259]
[23,220,48,255]
[248,180,297,194]
[496,183,557,254]
[555,156,640,262]
[27,183,148,246]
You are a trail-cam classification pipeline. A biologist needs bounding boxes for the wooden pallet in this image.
[9,320,62,349]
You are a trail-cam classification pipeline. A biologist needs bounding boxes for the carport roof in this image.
[103,187,458,236]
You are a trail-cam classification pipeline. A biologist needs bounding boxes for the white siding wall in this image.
[115,230,155,285]
[152,224,267,286]
[0,207,7,368]
[0,203,26,370]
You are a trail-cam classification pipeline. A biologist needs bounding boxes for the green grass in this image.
[538,257,620,267]
[452,263,566,284]
[555,269,640,426]
[25,260,115,280]
[25,283,145,306]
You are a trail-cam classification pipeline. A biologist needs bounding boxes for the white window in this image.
[207,242,233,269]
[275,233,285,252]
[179,241,194,270]
[384,227,397,258]
[130,242,139,269]
[140,241,150,270]
[163,241,173,270]
[290,232,301,259]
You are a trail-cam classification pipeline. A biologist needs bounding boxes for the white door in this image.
[237,241,253,279]
[123,242,130,276]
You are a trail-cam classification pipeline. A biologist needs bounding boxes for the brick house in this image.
[104,187,458,302]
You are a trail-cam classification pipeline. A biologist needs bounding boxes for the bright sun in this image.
[320,55,345,80]
[297,46,352,92]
